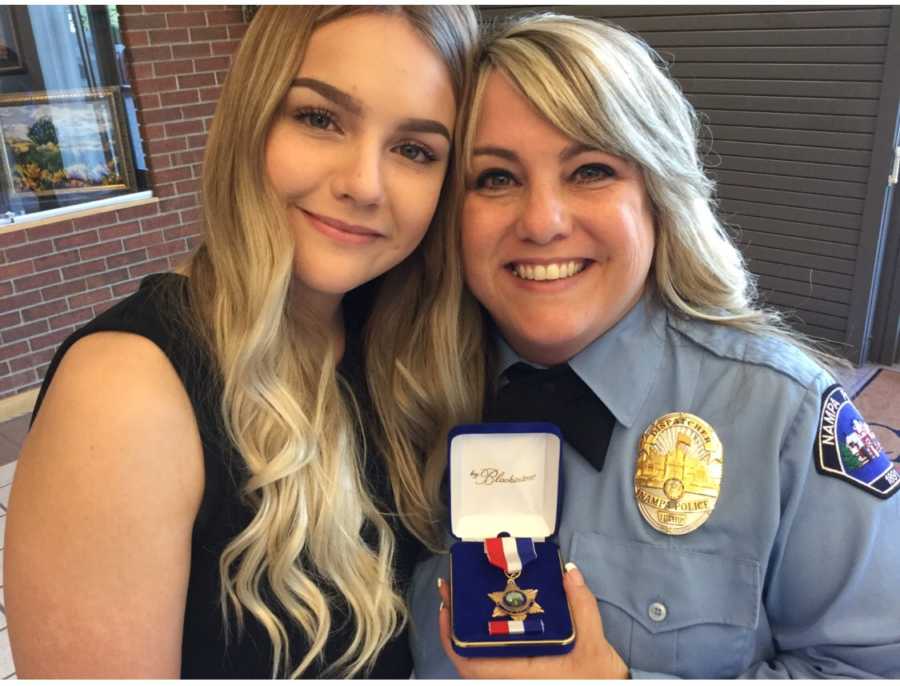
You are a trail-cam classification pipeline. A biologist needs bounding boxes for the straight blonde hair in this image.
[179,6,481,677]
[462,14,843,371]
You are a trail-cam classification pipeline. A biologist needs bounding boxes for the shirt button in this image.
[648,601,667,622]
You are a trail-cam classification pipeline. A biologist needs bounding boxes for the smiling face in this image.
[462,70,656,366]
[265,13,456,317]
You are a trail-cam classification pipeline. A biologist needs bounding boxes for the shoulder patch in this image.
[815,384,900,499]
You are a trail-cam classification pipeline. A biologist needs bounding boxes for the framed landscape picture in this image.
[0,6,24,75]
[0,87,136,199]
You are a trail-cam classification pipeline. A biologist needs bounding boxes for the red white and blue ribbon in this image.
[488,617,545,636]
[484,536,537,574]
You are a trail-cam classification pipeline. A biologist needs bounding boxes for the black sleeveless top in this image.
[33,273,422,678]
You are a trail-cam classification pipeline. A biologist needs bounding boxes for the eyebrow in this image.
[472,142,602,164]
[291,77,362,116]
[472,146,519,163]
[291,78,451,142]
[398,118,451,142]
[560,142,600,162]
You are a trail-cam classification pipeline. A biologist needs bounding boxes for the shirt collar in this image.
[493,289,667,428]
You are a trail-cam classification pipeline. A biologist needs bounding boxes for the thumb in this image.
[563,562,605,640]
[437,578,467,671]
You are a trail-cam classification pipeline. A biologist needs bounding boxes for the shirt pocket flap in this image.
[571,531,760,635]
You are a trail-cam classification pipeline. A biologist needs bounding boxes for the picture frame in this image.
[0,6,24,75]
[0,87,137,199]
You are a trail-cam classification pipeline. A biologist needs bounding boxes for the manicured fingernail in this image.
[439,600,445,612]
[565,562,585,586]
[437,577,443,590]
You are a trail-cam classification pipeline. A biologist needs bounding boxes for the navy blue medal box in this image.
[447,422,575,656]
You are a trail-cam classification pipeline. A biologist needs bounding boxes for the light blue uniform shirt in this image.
[409,293,900,678]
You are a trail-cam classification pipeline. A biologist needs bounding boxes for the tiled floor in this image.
[840,364,879,398]
[0,459,16,679]
[0,417,26,469]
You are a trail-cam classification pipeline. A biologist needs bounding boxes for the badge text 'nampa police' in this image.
[635,412,724,535]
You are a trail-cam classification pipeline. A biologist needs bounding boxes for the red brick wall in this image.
[0,5,247,400]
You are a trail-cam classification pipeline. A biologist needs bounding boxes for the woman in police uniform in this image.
[410,13,900,678]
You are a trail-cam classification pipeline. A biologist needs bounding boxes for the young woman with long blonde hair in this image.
[6,6,483,678]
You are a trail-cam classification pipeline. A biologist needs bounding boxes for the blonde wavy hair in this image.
[461,13,842,370]
[177,6,481,678]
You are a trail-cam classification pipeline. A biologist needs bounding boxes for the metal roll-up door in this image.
[479,5,900,363]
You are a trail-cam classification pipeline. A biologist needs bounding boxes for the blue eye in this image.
[294,107,340,132]
[474,169,517,190]
[573,163,614,183]
[394,141,437,164]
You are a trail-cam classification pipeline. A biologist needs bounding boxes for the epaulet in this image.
[665,312,829,391]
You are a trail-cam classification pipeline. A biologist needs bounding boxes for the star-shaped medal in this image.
[488,577,543,621]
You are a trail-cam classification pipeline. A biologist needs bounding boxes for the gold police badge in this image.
[635,412,723,535]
